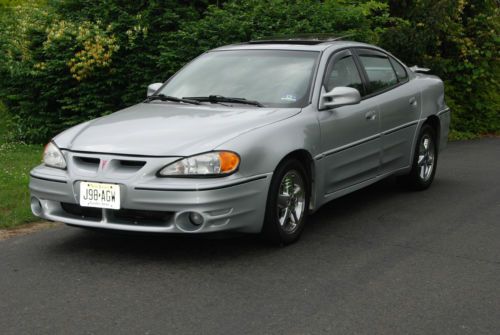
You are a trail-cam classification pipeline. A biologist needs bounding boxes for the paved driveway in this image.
[1,138,499,334]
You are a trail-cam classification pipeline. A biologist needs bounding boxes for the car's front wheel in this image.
[262,159,310,245]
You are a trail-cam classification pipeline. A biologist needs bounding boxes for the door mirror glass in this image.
[147,83,163,97]
[319,86,361,110]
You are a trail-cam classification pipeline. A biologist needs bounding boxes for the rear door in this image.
[317,49,381,195]
[354,48,420,174]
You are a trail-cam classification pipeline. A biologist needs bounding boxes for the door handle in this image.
[365,110,377,120]
[409,97,417,106]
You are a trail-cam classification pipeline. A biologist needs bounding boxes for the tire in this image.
[402,124,438,190]
[261,159,310,245]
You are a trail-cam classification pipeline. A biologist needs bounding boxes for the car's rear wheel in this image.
[402,124,438,190]
[262,159,310,245]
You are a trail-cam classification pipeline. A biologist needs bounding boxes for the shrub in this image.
[0,0,498,143]
[0,0,202,143]
[381,0,500,135]
[158,0,391,74]
[0,0,391,143]
[0,101,13,143]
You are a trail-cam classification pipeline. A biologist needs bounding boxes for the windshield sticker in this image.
[281,94,297,102]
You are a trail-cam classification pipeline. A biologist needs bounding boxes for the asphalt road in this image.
[1,138,499,335]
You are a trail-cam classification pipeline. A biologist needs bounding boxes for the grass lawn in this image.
[0,142,43,228]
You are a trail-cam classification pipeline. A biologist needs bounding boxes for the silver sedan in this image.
[29,39,450,244]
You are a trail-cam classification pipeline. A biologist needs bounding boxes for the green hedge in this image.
[380,0,500,136]
[0,0,498,144]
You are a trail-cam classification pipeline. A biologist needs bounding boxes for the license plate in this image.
[80,182,120,209]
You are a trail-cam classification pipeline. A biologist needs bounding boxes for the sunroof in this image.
[248,34,348,45]
[247,39,326,45]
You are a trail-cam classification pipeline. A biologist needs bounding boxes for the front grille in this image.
[72,155,146,174]
[119,160,146,168]
[60,203,173,226]
[76,157,100,165]
[73,156,101,173]
[112,208,173,225]
[61,202,102,220]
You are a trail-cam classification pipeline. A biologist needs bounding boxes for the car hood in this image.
[54,102,300,156]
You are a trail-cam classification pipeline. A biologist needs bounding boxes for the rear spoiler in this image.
[409,65,431,73]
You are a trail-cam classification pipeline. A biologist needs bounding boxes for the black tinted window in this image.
[359,54,398,94]
[325,55,363,95]
[390,57,408,81]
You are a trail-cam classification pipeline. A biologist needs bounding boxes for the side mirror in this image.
[147,83,163,97]
[319,86,361,110]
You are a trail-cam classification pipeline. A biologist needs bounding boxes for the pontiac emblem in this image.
[100,159,109,170]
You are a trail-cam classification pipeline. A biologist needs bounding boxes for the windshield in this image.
[159,50,320,108]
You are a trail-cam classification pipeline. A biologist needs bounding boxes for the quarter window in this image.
[359,54,398,94]
[324,55,364,95]
[390,58,408,82]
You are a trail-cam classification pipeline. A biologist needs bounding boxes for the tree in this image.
[381,0,500,135]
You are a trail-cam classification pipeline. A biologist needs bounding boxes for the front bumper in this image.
[29,161,271,234]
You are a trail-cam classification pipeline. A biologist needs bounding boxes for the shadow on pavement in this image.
[45,176,426,263]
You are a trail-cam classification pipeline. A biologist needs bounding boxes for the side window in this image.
[324,55,364,95]
[359,54,398,94]
[389,57,408,82]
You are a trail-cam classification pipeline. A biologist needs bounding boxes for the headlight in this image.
[43,142,67,169]
[158,151,240,177]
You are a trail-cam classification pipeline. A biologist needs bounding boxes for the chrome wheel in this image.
[417,134,435,181]
[277,170,306,234]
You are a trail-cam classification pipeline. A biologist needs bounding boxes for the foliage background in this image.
[0,0,498,144]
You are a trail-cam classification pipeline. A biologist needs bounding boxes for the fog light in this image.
[188,212,204,226]
[30,197,42,216]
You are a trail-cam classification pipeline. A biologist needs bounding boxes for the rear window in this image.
[359,54,398,94]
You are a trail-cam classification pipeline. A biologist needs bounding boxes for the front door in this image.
[318,50,381,196]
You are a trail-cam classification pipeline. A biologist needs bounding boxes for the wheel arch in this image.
[424,115,441,150]
[409,116,441,169]
[275,149,316,211]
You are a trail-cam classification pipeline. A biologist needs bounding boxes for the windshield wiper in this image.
[145,94,200,105]
[184,95,264,107]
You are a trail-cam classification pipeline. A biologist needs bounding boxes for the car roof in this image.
[213,40,375,52]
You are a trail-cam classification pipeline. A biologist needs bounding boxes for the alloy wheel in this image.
[277,170,306,234]
[417,134,435,181]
